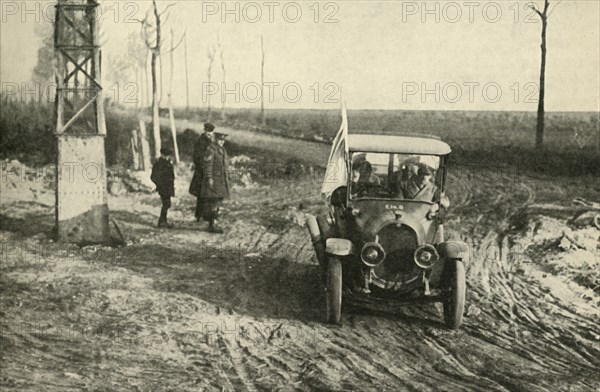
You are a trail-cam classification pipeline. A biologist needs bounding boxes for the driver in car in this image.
[351,160,381,197]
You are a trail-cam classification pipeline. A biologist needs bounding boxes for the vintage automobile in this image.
[306,134,468,328]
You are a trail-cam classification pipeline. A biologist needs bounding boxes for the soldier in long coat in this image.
[199,132,229,233]
[189,123,215,221]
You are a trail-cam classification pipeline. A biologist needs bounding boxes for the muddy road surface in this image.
[1,122,599,391]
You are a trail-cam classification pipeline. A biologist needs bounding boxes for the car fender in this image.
[436,241,470,261]
[326,238,354,256]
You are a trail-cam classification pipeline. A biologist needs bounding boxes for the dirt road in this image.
[1,120,599,391]
[163,116,332,164]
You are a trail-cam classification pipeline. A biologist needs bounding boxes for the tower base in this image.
[56,135,110,244]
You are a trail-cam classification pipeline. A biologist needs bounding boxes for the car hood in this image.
[349,200,435,244]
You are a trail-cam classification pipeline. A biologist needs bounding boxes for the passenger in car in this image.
[390,160,419,198]
[403,165,437,201]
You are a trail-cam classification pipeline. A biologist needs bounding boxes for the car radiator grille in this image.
[373,224,419,286]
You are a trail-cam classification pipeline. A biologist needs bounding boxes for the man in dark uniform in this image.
[403,165,437,201]
[151,147,175,228]
[189,123,215,221]
[390,158,419,198]
[199,132,229,233]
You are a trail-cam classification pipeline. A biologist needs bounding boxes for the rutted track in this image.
[1,121,599,391]
[154,120,599,390]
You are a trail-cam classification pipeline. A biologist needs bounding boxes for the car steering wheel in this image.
[357,183,390,197]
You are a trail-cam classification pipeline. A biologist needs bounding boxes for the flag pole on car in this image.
[321,101,349,200]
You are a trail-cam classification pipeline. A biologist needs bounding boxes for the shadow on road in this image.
[95,242,325,323]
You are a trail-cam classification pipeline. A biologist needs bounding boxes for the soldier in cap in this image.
[199,132,229,233]
[189,122,215,222]
[403,164,437,201]
[151,146,175,228]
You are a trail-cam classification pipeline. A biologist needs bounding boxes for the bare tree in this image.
[183,31,190,111]
[144,49,150,107]
[167,27,185,164]
[127,31,147,108]
[260,35,266,126]
[105,54,132,91]
[217,34,226,121]
[206,45,217,121]
[159,51,164,105]
[529,0,560,150]
[126,33,140,108]
[137,0,177,159]
[32,21,54,85]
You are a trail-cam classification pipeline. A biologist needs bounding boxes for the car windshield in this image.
[349,152,441,201]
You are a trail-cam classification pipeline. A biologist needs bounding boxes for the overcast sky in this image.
[1,0,599,111]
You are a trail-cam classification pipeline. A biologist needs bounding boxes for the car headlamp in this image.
[414,244,439,269]
[360,242,385,267]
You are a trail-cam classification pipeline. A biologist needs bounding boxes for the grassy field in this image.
[177,107,600,176]
[175,107,598,146]
[2,95,598,176]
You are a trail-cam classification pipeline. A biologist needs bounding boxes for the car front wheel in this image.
[443,259,465,329]
[326,257,342,324]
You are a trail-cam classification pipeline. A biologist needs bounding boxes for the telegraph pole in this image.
[54,0,110,243]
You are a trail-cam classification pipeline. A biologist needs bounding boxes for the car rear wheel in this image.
[326,257,342,324]
[443,259,465,330]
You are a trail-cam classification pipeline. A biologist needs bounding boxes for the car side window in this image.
[349,152,441,200]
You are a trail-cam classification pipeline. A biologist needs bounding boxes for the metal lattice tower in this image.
[54,0,109,243]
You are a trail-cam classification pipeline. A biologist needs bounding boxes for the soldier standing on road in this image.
[199,132,230,233]
[151,147,175,228]
[189,123,215,222]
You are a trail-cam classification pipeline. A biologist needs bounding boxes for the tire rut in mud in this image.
[2,130,599,391]
[177,155,600,391]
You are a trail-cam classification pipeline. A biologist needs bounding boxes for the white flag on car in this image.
[321,103,349,199]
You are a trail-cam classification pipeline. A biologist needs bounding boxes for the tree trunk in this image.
[207,70,212,121]
[139,119,151,171]
[184,32,189,112]
[130,129,140,170]
[260,35,265,126]
[207,55,212,121]
[168,29,180,164]
[206,53,214,121]
[159,54,164,106]
[144,50,150,107]
[220,63,226,121]
[535,1,550,150]
[218,35,225,121]
[536,17,547,150]
[150,0,162,159]
[220,64,226,121]
[134,67,140,109]
[151,51,161,159]
[168,104,179,163]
